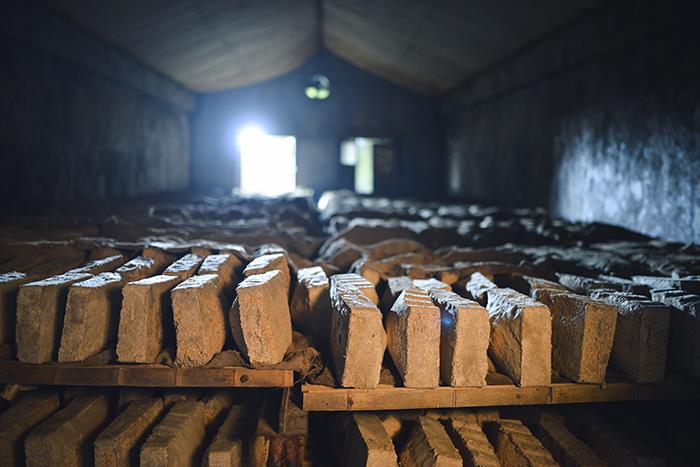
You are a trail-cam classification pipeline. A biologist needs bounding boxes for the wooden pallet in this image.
[0,362,293,388]
[301,376,699,411]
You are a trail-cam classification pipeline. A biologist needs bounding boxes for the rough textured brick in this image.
[590,291,670,383]
[431,289,490,387]
[140,400,206,467]
[203,405,248,467]
[536,292,617,383]
[94,398,164,467]
[486,288,552,386]
[342,413,398,467]
[413,278,451,293]
[16,272,93,363]
[198,254,241,302]
[445,420,499,467]
[532,418,604,467]
[230,270,292,366]
[58,272,125,362]
[172,274,226,366]
[163,253,204,280]
[289,266,330,344]
[243,253,291,293]
[115,256,161,281]
[399,417,461,467]
[386,288,441,388]
[333,273,380,305]
[651,289,700,379]
[25,395,109,467]
[466,272,497,305]
[117,275,182,363]
[69,255,126,275]
[491,419,558,466]
[330,277,386,388]
[632,275,700,294]
[0,392,60,467]
[0,272,31,345]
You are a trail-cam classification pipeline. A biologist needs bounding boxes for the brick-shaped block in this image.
[330,277,386,388]
[532,419,604,467]
[25,395,109,467]
[413,278,451,293]
[230,270,292,366]
[486,288,551,386]
[0,272,31,345]
[140,400,205,466]
[115,256,161,281]
[431,289,489,387]
[491,419,557,466]
[466,272,497,305]
[651,289,700,379]
[58,272,125,362]
[16,272,93,363]
[0,392,60,467]
[94,398,164,467]
[289,266,330,345]
[172,274,226,367]
[198,254,241,302]
[538,292,617,383]
[333,273,380,305]
[445,420,499,467]
[399,417,461,467]
[386,288,440,388]
[203,405,249,467]
[632,275,700,294]
[243,253,290,293]
[69,255,125,275]
[117,275,182,363]
[342,413,398,467]
[591,291,670,383]
[163,254,204,281]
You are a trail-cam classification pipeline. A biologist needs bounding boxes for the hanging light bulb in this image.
[304,74,330,100]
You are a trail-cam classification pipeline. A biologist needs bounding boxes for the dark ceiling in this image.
[45,0,599,94]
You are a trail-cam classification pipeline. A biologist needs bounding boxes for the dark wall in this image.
[192,51,444,199]
[0,3,194,214]
[442,0,700,243]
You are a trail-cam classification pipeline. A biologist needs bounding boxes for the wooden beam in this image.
[301,378,700,411]
[0,362,293,388]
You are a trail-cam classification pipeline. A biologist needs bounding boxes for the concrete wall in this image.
[192,51,444,199]
[0,3,194,214]
[442,0,700,243]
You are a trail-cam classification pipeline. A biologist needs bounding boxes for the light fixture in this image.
[305,74,330,100]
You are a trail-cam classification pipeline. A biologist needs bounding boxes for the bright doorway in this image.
[237,126,296,196]
[340,137,394,195]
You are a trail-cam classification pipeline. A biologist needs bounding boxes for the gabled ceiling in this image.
[45,0,598,95]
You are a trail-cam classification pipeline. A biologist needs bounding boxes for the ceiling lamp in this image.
[305,74,330,100]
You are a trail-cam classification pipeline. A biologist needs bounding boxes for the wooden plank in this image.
[455,385,549,407]
[0,364,56,386]
[347,386,455,411]
[55,366,120,386]
[118,366,176,387]
[301,385,352,411]
[549,382,635,404]
[0,363,292,388]
[301,378,700,411]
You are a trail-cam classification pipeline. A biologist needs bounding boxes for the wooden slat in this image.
[301,378,700,411]
[0,362,292,388]
[549,382,635,404]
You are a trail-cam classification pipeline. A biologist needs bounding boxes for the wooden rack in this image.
[301,376,699,411]
[0,362,293,388]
